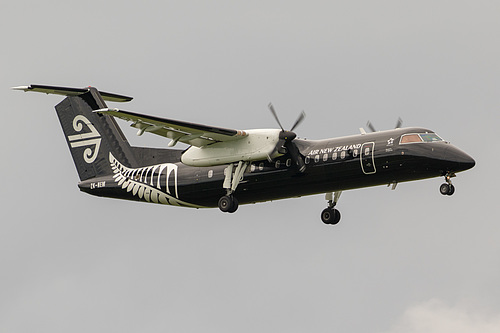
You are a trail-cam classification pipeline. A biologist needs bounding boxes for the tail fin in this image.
[14,84,138,181]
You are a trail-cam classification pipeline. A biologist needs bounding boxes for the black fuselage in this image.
[78,127,475,208]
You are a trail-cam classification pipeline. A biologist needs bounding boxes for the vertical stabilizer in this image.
[15,85,137,181]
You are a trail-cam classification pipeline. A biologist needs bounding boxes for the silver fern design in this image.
[109,153,202,207]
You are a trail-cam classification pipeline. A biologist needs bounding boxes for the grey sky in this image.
[1,1,499,332]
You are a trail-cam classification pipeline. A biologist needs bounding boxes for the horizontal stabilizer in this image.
[12,84,133,102]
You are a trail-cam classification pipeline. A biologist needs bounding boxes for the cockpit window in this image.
[419,133,443,142]
[400,134,422,144]
[400,133,444,144]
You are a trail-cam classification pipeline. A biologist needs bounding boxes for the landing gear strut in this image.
[440,172,456,196]
[321,191,342,225]
[218,161,248,213]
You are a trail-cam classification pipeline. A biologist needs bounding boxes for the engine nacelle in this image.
[181,129,282,167]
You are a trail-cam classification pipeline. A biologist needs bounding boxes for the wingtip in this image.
[11,85,30,91]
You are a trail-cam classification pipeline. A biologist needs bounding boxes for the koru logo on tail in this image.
[67,115,102,163]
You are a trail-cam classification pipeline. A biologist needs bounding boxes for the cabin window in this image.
[208,170,213,178]
[340,151,346,159]
[250,164,256,172]
[332,152,337,160]
[323,154,328,162]
[400,134,423,144]
[314,155,320,163]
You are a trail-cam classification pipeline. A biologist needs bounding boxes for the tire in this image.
[321,208,333,224]
[321,208,341,225]
[447,184,455,196]
[440,183,450,195]
[227,196,239,213]
[218,195,233,212]
[332,209,341,225]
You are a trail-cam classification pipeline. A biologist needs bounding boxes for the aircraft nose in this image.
[444,145,475,172]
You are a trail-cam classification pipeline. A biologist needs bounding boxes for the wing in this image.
[95,108,248,147]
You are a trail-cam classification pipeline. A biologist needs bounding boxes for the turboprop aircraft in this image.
[13,84,475,224]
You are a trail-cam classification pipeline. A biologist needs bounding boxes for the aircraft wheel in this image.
[321,208,341,225]
[218,195,233,212]
[447,184,455,196]
[218,195,239,213]
[227,196,239,213]
[440,183,455,196]
[440,183,450,195]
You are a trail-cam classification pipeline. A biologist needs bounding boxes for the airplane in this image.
[13,84,475,224]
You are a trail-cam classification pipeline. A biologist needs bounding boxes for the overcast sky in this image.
[1,1,499,332]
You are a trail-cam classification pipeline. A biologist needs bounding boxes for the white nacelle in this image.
[181,129,282,167]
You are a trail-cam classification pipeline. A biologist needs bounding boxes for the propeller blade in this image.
[267,103,306,173]
[366,121,376,133]
[290,111,306,132]
[268,103,284,131]
[285,141,306,173]
[395,117,403,129]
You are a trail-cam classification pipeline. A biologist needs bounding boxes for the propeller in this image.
[366,121,377,133]
[394,117,403,129]
[366,117,403,132]
[268,103,306,173]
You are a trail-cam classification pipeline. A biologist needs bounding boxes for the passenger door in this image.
[360,142,376,174]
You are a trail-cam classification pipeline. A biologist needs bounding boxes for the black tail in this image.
[14,85,138,181]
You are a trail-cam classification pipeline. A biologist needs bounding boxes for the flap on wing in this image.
[95,108,248,147]
[12,84,133,102]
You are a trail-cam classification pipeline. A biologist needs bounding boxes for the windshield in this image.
[400,133,444,144]
[419,133,443,142]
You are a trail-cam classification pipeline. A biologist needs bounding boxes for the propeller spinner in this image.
[268,103,306,173]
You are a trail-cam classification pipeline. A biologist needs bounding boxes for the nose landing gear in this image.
[440,172,456,196]
[321,191,342,225]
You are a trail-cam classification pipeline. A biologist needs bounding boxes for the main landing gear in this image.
[321,191,342,225]
[218,161,249,213]
[439,172,456,196]
[218,195,239,213]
